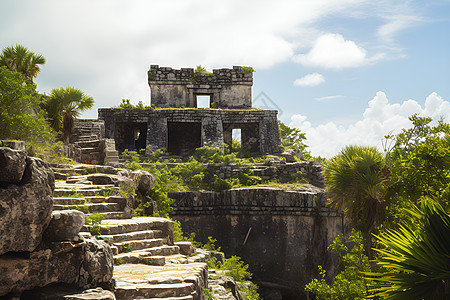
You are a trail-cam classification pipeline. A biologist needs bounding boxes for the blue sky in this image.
[1,0,449,157]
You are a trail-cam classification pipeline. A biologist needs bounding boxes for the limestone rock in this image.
[79,239,114,289]
[131,170,156,195]
[44,210,85,242]
[0,238,114,297]
[175,241,195,256]
[0,156,54,255]
[86,173,130,186]
[263,155,286,166]
[0,147,27,183]
[281,148,303,162]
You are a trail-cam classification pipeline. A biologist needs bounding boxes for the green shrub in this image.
[85,213,106,236]
[241,66,255,74]
[203,288,217,300]
[305,229,370,299]
[121,243,132,253]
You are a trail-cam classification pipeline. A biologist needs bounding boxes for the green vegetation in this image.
[203,288,217,300]
[305,229,370,299]
[114,99,156,110]
[241,66,255,74]
[85,213,106,235]
[278,120,311,159]
[324,145,389,258]
[0,44,45,82]
[366,198,449,299]
[307,114,450,299]
[121,242,133,253]
[43,87,94,144]
[0,44,96,161]
[0,66,54,145]
[194,65,213,77]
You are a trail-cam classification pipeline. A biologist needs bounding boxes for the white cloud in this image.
[290,92,450,158]
[315,95,344,101]
[378,15,421,42]
[294,73,325,87]
[293,33,370,69]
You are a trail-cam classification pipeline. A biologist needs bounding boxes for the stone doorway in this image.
[115,122,148,154]
[167,122,201,156]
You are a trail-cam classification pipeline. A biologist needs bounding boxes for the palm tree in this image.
[324,145,389,258]
[366,198,450,299]
[0,44,46,82]
[43,87,94,144]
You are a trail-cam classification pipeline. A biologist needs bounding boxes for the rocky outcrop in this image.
[0,238,113,297]
[0,147,114,298]
[44,210,86,242]
[0,150,55,255]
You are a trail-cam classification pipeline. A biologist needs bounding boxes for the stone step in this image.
[52,165,118,176]
[53,196,126,206]
[75,140,101,148]
[53,187,119,197]
[113,244,180,257]
[55,182,116,189]
[53,202,123,214]
[106,150,119,156]
[114,238,165,253]
[98,230,162,244]
[84,196,127,205]
[115,282,195,300]
[114,253,166,266]
[95,217,173,236]
[86,211,129,220]
[53,197,86,205]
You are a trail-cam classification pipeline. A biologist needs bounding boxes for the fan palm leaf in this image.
[366,198,450,299]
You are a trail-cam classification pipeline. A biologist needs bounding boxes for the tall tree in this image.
[0,44,46,82]
[43,87,94,144]
[324,145,389,258]
[278,120,311,159]
[0,66,54,143]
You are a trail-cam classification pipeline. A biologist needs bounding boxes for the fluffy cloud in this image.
[293,33,369,69]
[294,73,325,87]
[290,92,450,158]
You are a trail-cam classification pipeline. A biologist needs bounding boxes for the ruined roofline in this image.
[148,65,253,86]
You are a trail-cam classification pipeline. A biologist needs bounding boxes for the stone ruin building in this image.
[98,65,281,156]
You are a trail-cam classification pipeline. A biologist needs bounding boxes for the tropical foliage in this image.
[324,145,389,257]
[305,229,370,299]
[366,198,450,299]
[0,66,54,144]
[43,87,94,143]
[278,120,311,159]
[383,115,450,227]
[0,44,45,82]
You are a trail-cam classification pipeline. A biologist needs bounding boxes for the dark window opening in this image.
[168,122,201,156]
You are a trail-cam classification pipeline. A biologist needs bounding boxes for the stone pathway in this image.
[52,164,210,300]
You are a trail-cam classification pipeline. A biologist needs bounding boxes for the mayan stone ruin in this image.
[99,65,281,156]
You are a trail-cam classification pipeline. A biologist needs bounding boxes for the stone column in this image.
[201,117,223,147]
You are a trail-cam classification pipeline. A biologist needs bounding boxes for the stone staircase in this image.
[52,164,210,300]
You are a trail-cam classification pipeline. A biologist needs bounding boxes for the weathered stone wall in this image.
[148,65,253,108]
[169,188,348,295]
[98,108,281,155]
